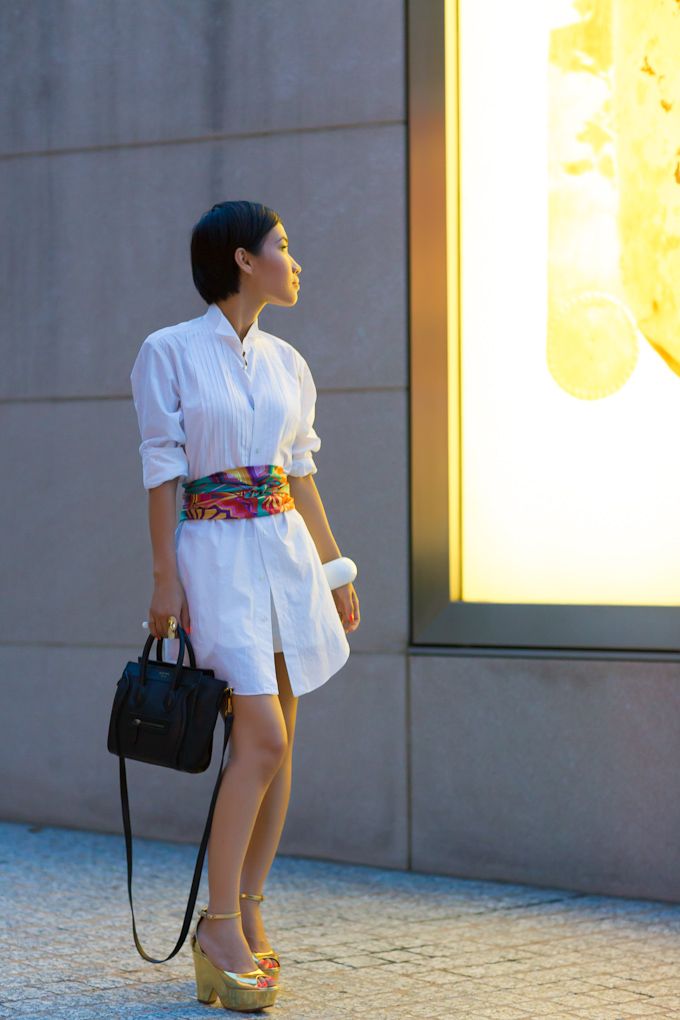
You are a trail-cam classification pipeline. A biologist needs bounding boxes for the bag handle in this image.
[117,696,234,963]
[139,627,197,690]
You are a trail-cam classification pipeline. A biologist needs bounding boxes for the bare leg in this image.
[240,651,298,952]
[196,689,288,974]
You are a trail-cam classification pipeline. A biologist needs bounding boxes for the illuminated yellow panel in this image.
[446,0,680,607]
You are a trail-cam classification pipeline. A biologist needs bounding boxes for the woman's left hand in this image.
[333,582,360,634]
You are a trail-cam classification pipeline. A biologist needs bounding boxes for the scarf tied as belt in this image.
[179,464,295,521]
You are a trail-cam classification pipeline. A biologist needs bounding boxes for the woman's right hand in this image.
[149,574,191,640]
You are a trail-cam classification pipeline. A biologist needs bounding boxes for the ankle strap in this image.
[240,891,265,902]
[198,906,241,920]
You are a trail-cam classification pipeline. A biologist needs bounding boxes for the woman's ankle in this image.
[202,915,241,933]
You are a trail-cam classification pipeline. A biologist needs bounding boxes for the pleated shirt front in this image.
[129,301,350,697]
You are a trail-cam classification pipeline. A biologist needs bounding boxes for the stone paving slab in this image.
[0,820,679,1018]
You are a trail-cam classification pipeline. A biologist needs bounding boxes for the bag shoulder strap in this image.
[118,709,233,963]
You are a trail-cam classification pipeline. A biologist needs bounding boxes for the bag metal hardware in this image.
[220,687,233,719]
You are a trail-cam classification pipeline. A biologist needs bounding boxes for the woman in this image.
[129,200,360,1011]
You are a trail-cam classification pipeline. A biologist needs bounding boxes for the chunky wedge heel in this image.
[191,907,278,1011]
[241,891,281,985]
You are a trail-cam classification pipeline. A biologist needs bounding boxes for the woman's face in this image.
[240,223,302,306]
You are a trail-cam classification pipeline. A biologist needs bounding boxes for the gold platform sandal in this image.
[240,891,281,984]
[191,906,278,1011]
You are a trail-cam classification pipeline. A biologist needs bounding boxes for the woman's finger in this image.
[347,589,359,629]
[343,593,356,629]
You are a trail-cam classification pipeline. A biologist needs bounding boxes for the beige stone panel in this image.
[410,653,680,902]
[1,124,406,398]
[0,644,407,870]
[0,387,406,650]
[306,389,409,655]
[0,642,223,839]
[0,397,148,645]
[280,652,408,868]
[0,0,405,155]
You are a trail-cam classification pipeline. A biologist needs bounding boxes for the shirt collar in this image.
[203,302,262,356]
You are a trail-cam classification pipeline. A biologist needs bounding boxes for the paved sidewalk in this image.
[1,820,679,1019]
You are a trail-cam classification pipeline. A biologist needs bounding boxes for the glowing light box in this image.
[409,1,680,651]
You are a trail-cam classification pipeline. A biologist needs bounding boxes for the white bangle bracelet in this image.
[322,556,357,590]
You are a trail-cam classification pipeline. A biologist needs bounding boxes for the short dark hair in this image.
[190,200,281,304]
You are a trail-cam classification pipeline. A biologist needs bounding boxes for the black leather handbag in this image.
[107,625,234,964]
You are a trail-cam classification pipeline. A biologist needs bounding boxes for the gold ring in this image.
[167,615,178,639]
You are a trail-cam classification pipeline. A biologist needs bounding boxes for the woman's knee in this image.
[258,725,288,773]
[230,695,288,773]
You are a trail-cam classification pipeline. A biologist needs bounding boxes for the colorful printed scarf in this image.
[179,465,295,521]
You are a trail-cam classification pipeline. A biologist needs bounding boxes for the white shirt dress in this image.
[129,301,351,697]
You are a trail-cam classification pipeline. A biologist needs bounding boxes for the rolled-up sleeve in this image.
[288,355,321,477]
[129,337,189,490]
